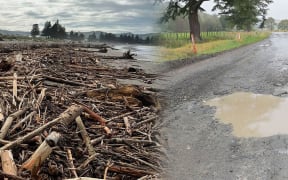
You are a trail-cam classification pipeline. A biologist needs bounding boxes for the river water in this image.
[113,44,162,61]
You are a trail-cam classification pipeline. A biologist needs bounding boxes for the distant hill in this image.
[0,29,29,36]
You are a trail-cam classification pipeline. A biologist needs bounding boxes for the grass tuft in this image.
[160,31,271,61]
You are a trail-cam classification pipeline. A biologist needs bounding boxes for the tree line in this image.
[30,20,156,44]
[157,0,273,41]
[88,32,155,44]
[30,20,65,39]
[162,12,284,33]
[96,32,153,44]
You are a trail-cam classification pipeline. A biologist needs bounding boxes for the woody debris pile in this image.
[0,43,164,180]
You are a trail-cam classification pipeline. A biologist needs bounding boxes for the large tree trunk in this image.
[188,11,201,42]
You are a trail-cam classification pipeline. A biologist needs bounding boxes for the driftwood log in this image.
[21,131,61,171]
[1,150,18,179]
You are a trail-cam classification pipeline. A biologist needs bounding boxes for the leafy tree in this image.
[157,0,209,41]
[48,20,67,39]
[278,20,288,31]
[160,12,229,33]
[79,33,85,41]
[31,24,40,38]
[69,31,74,39]
[41,21,52,38]
[219,15,233,30]
[265,17,276,31]
[145,36,151,44]
[88,32,97,42]
[41,20,67,39]
[158,0,273,40]
[99,32,105,41]
[199,13,222,32]
[213,0,273,31]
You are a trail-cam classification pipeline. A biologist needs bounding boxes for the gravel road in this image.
[159,32,288,180]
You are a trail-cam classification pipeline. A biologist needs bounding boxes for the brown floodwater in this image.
[206,92,288,138]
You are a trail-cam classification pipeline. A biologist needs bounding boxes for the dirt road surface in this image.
[160,32,288,179]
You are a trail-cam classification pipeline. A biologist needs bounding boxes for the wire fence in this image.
[159,31,260,47]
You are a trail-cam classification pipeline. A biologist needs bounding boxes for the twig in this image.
[77,153,98,170]
[109,165,155,177]
[10,110,37,134]
[0,75,40,80]
[91,135,105,145]
[0,107,29,139]
[64,177,104,180]
[103,160,113,180]
[43,75,92,87]
[104,138,159,146]
[1,105,82,150]
[66,148,78,178]
[12,72,17,106]
[82,106,106,126]
[135,116,157,127]
[123,117,132,136]
[75,116,96,156]
[34,88,47,109]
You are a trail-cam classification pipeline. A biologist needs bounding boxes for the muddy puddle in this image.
[206,92,288,137]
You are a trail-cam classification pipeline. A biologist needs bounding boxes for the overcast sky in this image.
[0,0,159,33]
[1,1,286,34]
[202,0,288,20]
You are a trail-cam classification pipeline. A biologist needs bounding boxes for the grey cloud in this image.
[0,0,159,33]
[25,11,49,19]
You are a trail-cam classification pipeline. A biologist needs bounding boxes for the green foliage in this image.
[160,31,237,48]
[278,20,288,31]
[70,31,85,41]
[219,15,234,30]
[31,24,40,38]
[158,0,272,40]
[157,0,207,23]
[41,20,67,39]
[42,21,52,37]
[265,17,276,31]
[159,31,270,48]
[199,13,222,32]
[161,12,225,32]
[214,0,273,31]
[88,32,97,42]
[97,32,157,44]
[162,31,271,61]
[157,0,209,40]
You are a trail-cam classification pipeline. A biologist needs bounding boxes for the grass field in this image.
[160,31,271,61]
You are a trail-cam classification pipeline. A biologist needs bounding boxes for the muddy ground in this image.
[159,32,288,179]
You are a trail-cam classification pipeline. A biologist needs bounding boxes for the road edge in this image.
[158,36,271,73]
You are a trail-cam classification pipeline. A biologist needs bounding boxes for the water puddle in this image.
[206,92,288,137]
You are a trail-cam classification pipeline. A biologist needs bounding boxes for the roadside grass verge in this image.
[160,31,271,61]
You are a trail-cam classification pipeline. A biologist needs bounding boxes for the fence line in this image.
[159,31,259,47]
